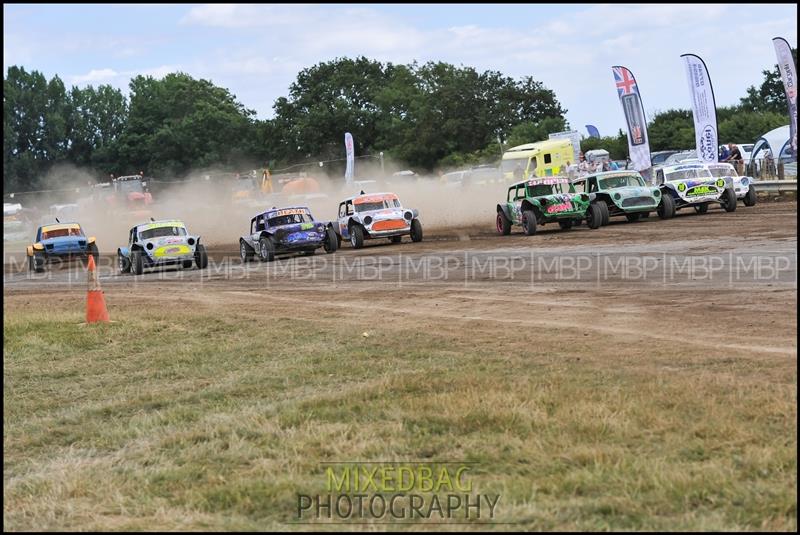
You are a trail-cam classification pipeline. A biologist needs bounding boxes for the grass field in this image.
[4,290,796,531]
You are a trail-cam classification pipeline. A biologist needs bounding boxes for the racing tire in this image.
[350,224,365,249]
[29,253,45,274]
[496,210,512,235]
[743,186,757,207]
[597,202,610,226]
[694,203,709,214]
[640,211,651,219]
[390,235,403,244]
[324,227,338,254]
[182,260,194,269]
[240,241,254,263]
[572,218,583,227]
[410,219,423,242]
[626,212,641,223]
[131,250,144,275]
[657,193,675,219]
[586,203,603,229]
[558,219,573,230]
[258,237,275,262]
[299,250,315,256]
[118,253,131,274]
[195,244,208,269]
[87,243,99,264]
[721,188,737,213]
[522,210,537,236]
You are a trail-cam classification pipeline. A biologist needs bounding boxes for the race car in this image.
[26,222,98,273]
[118,219,207,275]
[334,191,422,248]
[654,163,737,216]
[496,177,604,236]
[239,206,337,262]
[704,161,757,206]
[572,170,665,224]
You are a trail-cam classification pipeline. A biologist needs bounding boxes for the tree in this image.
[113,73,258,177]
[740,47,797,114]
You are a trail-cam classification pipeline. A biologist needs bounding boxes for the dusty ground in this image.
[4,201,797,530]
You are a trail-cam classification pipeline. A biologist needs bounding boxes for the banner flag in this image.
[344,132,354,184]
[585,124,600,138]
[773,37,797,158]
[612,66,652,171]
[681,54,719,163]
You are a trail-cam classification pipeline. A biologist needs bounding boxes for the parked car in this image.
[334,192,422,248]
[118,219,207,275]
[650,150,681,166]
[496,177,604,235]
[239,206,337,262]
[27,221,98,273]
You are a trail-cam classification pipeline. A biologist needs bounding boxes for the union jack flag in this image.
[613,67,637,97]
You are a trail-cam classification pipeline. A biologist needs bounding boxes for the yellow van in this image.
[501,138,575,181]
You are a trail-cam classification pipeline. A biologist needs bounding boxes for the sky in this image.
[3,3,797,139]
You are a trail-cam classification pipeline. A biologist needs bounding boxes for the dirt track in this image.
[4,202,797,361]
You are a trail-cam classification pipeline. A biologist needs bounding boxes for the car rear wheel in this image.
[721,189,737,213]
[558,219,573,230]
[118,253,130,274]
[626,212,641,223]
[324,227,338,253]
[29,253,45,273]
[195,244,208,269]
[694,203,709,214]
[496,211,511,235]
[743,186,757,206]
[258,237,275,262]
[390,235,403,244]
[350,224,365,249]
[410,219,423,242]
[657,193,675,219]
[586,203,603,229]
[131,250,144,275]
[240,241,253,263]
[597,202,610,226]
[87,243,99,264]
[522,210,537,236]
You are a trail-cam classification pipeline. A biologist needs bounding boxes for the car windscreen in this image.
[355,201,387,212]
[42,227,83,239]
[140,226,187,239]
[665,168,712,181]
[268,213,310,226]
[708,167,737,178]
[526,184,558,196]
[599,174,645,189]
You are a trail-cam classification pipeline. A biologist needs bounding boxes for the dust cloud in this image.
[5,159,510,253]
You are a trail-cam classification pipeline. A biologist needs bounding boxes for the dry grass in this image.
[3,294,797,531]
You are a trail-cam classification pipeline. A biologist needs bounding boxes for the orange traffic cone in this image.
[86,254,109,323]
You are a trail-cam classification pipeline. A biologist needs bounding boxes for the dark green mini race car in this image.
[496,177,604,235]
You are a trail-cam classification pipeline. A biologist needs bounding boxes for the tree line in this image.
[4,52,795,192]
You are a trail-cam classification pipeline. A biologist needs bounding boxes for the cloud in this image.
[68,65,179,88]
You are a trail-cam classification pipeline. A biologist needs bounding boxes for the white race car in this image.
[703,162,757,207]
[334,191,422,248]
[654,163,737,216]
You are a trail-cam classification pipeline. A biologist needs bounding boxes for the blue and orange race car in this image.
[26,222,98,273]
[239,206,338,262]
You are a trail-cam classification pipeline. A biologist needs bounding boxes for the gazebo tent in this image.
[751,125,793,163]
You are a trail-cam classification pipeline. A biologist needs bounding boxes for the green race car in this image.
[496,177,604,235]
[571,170,665,224]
